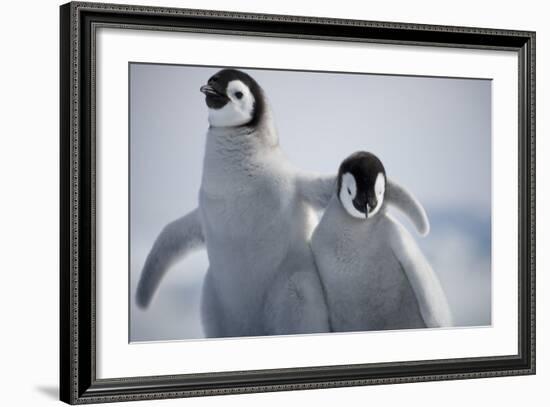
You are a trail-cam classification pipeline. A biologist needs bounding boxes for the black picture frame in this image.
[60,1,536,404]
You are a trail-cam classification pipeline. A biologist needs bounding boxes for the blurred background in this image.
[129,63,491,342]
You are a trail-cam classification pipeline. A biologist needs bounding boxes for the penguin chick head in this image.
[337,151,386,220]
[200,69,265,128]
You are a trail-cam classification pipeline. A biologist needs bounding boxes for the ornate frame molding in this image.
[60,2,535,404]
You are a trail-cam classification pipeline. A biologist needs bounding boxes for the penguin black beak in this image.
[200,84,223,97]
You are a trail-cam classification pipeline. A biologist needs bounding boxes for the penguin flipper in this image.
[386,178,430,236]
[297,173,337,210]
[388,220,453,328]
[135,208,205,309]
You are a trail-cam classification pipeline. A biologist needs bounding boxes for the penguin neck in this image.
[206,104,278,155]
[201,106,281,195]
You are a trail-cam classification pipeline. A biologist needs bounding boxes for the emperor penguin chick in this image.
[311,151,452,332]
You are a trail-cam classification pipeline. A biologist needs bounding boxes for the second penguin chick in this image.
[312,151,452,332]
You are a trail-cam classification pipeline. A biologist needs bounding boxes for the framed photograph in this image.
[60,1,536,404]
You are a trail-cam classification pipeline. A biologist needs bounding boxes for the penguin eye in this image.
[347,187,352,195]
[235,91,243,99]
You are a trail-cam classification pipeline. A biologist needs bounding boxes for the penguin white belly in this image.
[312,202,425,332]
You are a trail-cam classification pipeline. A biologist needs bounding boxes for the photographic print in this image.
[60,4,535,402]
[129,63,492,342]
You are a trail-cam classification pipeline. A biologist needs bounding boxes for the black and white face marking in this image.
[199,69,265,128]
[337,151,386,220]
